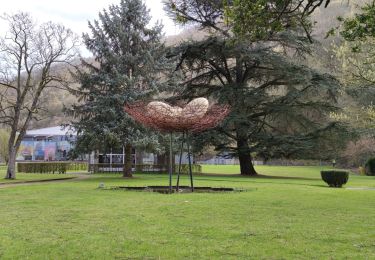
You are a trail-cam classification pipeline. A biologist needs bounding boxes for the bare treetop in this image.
[0,12,80,179]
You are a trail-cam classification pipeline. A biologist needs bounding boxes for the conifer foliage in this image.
[165,0,342,175]
[70,0,175,177]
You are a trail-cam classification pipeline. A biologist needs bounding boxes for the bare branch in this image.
[0,12,80,178]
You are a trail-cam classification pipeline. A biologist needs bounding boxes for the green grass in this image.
[0,165,374,259]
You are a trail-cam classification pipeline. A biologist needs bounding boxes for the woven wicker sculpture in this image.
[125,98,230,192]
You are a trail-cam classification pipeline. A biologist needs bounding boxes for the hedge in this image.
[17,162,202,174]
[17,162,88,174]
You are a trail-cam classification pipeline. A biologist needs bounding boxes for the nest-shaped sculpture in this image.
[124,98,230,133]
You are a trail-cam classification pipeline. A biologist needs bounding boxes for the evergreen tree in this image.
[70,0,175,177]
[165,0,342,175]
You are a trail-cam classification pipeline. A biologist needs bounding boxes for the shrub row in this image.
[17,162,88,174]
[66,162,88,172]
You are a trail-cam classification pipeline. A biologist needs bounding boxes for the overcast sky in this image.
[0,0,182,55]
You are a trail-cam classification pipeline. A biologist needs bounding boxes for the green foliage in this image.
[340,1,375,42]
[333,1,375,91]
[365,157,375,176]
[164,0,343,175]
[321,170,349,187]
[223,0,308,40]
[0,128,10,164]
[167,1,330,41]
[331,1,375,154]
[17,162,88,174]
[18,162,67,174]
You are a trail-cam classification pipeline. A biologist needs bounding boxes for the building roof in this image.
[25,126,76,137]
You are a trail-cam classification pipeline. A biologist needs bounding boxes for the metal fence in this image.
[89,163,202,174]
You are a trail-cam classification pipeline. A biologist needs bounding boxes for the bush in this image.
[364,158,375,176]
[321,170,349,188]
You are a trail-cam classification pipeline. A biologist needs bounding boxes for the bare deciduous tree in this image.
[0,12,79,179]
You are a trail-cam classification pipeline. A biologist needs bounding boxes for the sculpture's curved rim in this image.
[124,100,230,133]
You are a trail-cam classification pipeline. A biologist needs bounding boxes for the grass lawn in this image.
[0,165,374,259]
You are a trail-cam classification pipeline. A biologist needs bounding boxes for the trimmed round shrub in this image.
[365,158,375,176]
[321,170,349,188]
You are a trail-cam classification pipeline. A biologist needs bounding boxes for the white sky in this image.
[0,0,182,55]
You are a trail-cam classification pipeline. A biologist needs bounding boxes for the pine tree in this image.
[70,0,175,177]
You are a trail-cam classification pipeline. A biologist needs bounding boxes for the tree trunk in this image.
[234,57,256,176]
[237,137,257,176]
[5,147,17,179]
[123,143,133,177]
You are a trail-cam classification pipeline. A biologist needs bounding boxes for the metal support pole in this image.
[186,132,194,192]
[176,132,185,191]
[169,132,173,194]
[110,147,113,172]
